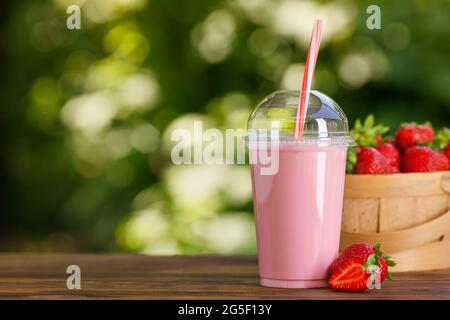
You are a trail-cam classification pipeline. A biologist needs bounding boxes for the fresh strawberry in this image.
[328,256,369,291]
[329,243,375,275]
[378,256,389,282]
[395,123,435,152]
[444,144,450,162]
[402,146,449,172]
[354,147,390,174]
[329,243,395,282]
[347,115,388,174]
[385,165,400,174]
[377,142,401,171]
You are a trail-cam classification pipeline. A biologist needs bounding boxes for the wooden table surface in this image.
[0,254,449,299]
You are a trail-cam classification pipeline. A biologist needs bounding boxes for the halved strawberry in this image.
[328,243,375,275]
[328,256,369,291]
[329,243,396,282]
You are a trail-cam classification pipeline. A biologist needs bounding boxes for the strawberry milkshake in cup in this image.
[246,90,353,288]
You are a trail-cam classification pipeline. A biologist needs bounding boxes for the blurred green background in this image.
[0,0,449,253]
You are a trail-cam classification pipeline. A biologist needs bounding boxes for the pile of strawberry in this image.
[328,243,396,291]
[347,115,450,174]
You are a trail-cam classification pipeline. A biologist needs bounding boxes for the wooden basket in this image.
[340,171,450,272]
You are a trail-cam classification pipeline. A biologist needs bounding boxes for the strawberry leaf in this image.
[364,114,374,128]
[347,147,357,164]
[387,260,397,267]
[346,146,358,174]
[433,127,450,150]
[374,243,381,253]
[350,115,390,147]
[374,243,397,267]
[346,162,354,173]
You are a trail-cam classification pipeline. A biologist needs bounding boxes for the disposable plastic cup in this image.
[246,90,353,288]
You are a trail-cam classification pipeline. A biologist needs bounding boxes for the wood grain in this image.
[344,172,446,198]
[0,254,449,300]
[379,194,447,232]
[340,210,450,252]
[342,198,379,232]
[391,241,450,272]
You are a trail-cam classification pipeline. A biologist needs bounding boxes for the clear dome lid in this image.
[247,90,353,144]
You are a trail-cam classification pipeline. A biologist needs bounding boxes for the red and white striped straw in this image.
[293,19,323,140]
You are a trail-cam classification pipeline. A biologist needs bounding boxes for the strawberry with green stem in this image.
[350,115,390,147]
[329,243,396,283]
[432,127,450,162]
[328,252,393,291]
[347,115,390,174]
[328,256,368,291]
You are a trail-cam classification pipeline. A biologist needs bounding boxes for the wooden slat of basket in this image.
[340,210,450,252]
[442,172,450,193]
[391,240,450,272]
[445,198,450,240]
[344,172,446,198]
[342,198,379,232]
[379,194,448,232]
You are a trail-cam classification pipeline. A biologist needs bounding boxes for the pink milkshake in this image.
[247,90,352,288]
[250,144,347,288]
